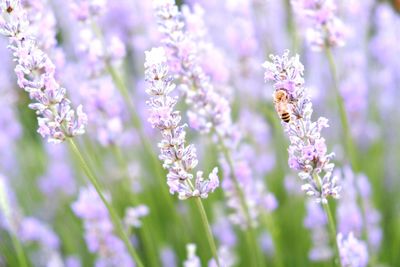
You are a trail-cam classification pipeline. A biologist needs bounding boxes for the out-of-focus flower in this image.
[72,186,134,267]
[144,47,219,199]
[124,205,149,228]
[160,247,177,267]
[66,0,128,147]
[337,167,382,253]
[183,244,201,267]
[69,0,106,21]
[263,50,341,203]
[38,144,76,197]
[292,0,347,50]
[0,0,87,143]
[337,232,368,267]
[304,200,333,261]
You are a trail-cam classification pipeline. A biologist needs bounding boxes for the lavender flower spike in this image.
[337,232,368,267]
[144,47,219,200]
[291,0,347,50]
[0,0,87,143]
[263,50,340,203]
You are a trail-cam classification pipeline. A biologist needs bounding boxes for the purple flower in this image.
[263,50,341,203]
[337,167,382,253]
[72,186,134,267]
[304,200,333,261]
[291,0,347,50]
[183,244,201,267]
[0,0,87,143]
[160,247,177,267]
[124,205,149,228]
[19,217,60,249]
[144,47,219,199]
[337,232,368,267]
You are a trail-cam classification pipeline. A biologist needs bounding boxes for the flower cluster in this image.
[0,0,87,143]
[144,47,219,200]
[69,0,106,21]
[155,0,232,136]
[155,1,277,228]
[263,50,341,203]
[291,0,346,50]
[67,0,127,146]
[337,232,368,267]
[72,186,134,267]
[337,166,382,252]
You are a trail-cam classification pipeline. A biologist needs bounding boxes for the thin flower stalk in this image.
[144,47,220,266]
[69,139,144,267]
[263,50,341,265]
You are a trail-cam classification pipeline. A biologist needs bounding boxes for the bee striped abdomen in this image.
[281,112,291,123]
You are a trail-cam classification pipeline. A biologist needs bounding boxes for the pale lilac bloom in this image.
[337,232,368,267]
[263,50,341,203]
[72,186,134,267]
[183,244,201,267]
[259,231,274,256]
[38,144,76,197]
[208,246,236,267]
[65,256,82,267]
[0,37,21,173]
[124,205,149,228]
[304,200,333,261]
[144,47,219,199]
[20,217,60,249]
[69,0,106,21]
[292,0,347,50]
[212,214,237,248]
[66,0,128,147]
[0,0,87,143]
[160,247,177,267]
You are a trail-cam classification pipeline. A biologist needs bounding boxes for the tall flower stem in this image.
[325,47,371,250]
[325,48,358,171]
[312,173,341,267]
[111,145,161,267]
[194,197,221,267]
[91,23,173,211]
[9,229,28,267]
[322,202,341,267]
[216,133,265,267]
[68,139,144,267]
[262,214,284,267]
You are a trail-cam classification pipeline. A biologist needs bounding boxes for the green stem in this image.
[9,232,28,267]
[325,47,372,253]
[216,133,265,267]
[68,139,144,267]
[322,202,342,267]
[325,48,358,171]
[194,198,220,267]
[111,146,160,267]
[262,214,284,267]
[312,172,341,267]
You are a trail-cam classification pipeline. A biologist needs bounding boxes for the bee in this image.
[273,89,292,123]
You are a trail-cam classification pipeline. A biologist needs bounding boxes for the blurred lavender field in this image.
[0,0,399,266]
